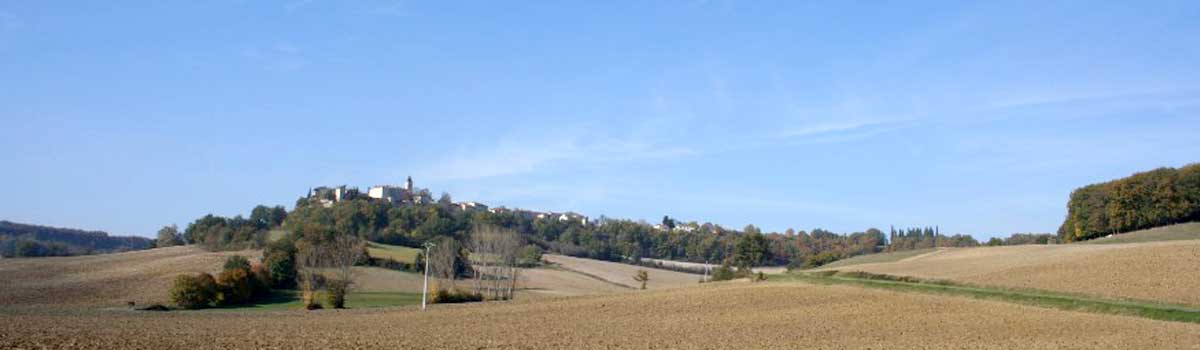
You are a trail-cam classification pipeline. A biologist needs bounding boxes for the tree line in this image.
[1058,163,1200,242]
[180,192,985,270]
[0,220,153,258]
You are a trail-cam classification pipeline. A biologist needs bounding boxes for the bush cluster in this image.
[433,289,484,304]
[169,256,272,309]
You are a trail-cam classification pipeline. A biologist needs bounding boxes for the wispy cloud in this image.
[416,136,695,181]
[776,120,877,138]
[241,41,308,72]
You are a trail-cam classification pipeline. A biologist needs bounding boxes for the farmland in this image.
[0,245,256,309]
[365,242,421,263]
[3,231,1200,348]
[4,282,1200,349]
[820,237,1200,306]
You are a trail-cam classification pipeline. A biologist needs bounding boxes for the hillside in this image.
[4,282,1199,349]
[543,254,702,290]
[0,220,152,257]
[0,246,702,310]
[819,237,1200,306]
[1081,222,1200,244]
[0,245,255,309]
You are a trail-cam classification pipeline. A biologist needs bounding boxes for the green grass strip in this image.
[774,271,1200,324]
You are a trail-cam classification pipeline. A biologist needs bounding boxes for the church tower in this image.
[405,176,413,192]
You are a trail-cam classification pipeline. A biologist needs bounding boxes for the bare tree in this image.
[324,235,365,308]
[294,236,364,309]
[469,225,524,300]
[427,236,462,291]
[295,242,324,309]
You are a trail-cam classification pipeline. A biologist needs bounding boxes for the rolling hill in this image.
[818,223,1200,306]
[0,245,255,309]
[0,220,152,257]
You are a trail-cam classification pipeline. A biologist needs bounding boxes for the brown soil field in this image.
[0,246,257,309]
[3,282,1199,349]
[543,254,702,289]
[824,240,1200,305]
[518,265,631,297]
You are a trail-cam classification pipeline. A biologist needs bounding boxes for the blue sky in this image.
[2,1,1199,238]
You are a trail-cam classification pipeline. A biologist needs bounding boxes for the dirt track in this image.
[3,282,1199,349]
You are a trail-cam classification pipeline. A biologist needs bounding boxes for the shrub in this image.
[215,268,253,306]
[433,289,484,304]
[224,255,251,271]
[170,272,217,309]
[709,261,739,281]
[517,244,543,267]
[803,251,843,268]
[248,262,272,298]
[263,238,297,289]
[633,269,649,289]
[264,249,296,289]
[326,279,349,309]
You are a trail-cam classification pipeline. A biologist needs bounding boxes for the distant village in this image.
[306,176,592,226]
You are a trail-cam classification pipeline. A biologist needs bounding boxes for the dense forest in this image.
[1058,163,1200,242]
[0,220,153,257]
[185,190,982,269]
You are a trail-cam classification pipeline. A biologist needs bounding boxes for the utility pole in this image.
[421,241,435,311]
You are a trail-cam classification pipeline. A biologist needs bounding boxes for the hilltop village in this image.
[307,176,590,226]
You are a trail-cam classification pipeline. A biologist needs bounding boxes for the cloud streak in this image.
[241,42,308,72]
[416,136,695,181]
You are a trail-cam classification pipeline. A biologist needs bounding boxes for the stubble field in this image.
[824,240,1200,306]
[0,246,257,309]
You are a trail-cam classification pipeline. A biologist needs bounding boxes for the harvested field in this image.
[543,254,702,289]
[1083,222,1200,244]
[3,282,1200,349]
[819,248,937,269]
[825,240,1200,306]
[351,267,425,292]
[365,242,421,263]
[642,257,788,274]
[518,265,631,298]
[0,246,256,309]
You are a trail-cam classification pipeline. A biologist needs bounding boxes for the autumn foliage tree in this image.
[1059,163,1200,242]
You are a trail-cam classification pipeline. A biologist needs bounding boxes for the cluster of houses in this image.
[305,176,590,225]
[308,176,430,207]
[487,207,590,225]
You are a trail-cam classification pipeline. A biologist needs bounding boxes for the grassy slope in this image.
[366,242,420,263]
[818,248,937,269]
[1082,222,1200,244]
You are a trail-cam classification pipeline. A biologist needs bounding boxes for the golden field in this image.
[824,240,1200,306]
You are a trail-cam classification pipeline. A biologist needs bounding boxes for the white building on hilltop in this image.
[367,185,407,203]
